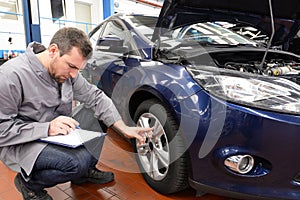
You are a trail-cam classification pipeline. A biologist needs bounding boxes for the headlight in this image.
[187,66,300,114]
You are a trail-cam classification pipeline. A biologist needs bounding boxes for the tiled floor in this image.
[0,129,233,200]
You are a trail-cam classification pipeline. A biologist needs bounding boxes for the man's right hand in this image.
[48,116,79,136]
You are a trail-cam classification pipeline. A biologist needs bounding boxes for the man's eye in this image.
[69,65,77,69]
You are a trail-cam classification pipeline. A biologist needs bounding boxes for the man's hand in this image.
[48,116,79,136]
[113,120,154,145]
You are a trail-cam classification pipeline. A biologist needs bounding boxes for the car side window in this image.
[90,23,106,48]
[100,20,140,56]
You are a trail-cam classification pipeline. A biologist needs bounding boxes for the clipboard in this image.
[38,129,106,148]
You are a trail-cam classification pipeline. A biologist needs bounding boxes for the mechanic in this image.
[0,27,153,200]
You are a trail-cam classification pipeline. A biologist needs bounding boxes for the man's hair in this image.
[49,27,93,59]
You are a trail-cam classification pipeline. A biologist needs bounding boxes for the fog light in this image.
[224,155,254,174]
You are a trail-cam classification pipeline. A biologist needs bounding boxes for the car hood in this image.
[152,0,300,45]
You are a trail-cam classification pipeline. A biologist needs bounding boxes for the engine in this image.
[208,50,300,84]
[224,59,300,76]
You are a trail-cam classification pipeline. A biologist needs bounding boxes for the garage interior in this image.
[0,1,232,198]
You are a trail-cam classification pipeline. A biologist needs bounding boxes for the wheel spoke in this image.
[149,151,156,178]
[138,116,150,128]
[142,156,151,174]
[153,121,164,141]
[154,147,169,168]
[150,151,165,179]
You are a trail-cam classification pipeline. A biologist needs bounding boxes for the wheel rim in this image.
[136,113,170,181]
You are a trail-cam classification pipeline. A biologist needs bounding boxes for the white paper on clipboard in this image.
[39,129,106,148]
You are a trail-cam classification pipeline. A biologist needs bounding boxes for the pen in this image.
[76,125,81,129]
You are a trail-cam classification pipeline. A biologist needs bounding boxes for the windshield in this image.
[126,15,157,40]
[162,22,258,48]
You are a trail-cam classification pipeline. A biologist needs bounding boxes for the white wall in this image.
[0,18,25,52]
[114,0,161,16]
[39,0,104,46]
[0,0,25,52]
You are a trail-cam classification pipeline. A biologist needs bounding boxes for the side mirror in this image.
[96,36,129,54]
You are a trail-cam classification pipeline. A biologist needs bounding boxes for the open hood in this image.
[153,0,300,47]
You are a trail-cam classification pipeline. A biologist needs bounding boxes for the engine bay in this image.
[210,50,300,76]
[158,46,300,84]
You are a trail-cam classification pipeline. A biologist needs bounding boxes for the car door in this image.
[87,18,142,97]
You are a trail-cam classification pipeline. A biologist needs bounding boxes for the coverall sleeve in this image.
[0,72,49,147]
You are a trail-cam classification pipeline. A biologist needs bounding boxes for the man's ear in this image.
[48,43,59,57]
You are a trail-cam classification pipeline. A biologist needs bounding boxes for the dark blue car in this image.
[84,0,300,199]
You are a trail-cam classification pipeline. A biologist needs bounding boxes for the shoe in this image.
[14,173,53,200]
[71,168,114,185]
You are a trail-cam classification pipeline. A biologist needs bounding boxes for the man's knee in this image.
[55,147,94,177]
[66,153,93,179]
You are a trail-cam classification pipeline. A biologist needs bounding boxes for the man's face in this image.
[48,45,86,83]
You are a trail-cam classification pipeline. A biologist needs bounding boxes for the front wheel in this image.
[133,99,189,194]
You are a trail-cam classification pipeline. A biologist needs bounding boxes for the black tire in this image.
[133,99,189,194]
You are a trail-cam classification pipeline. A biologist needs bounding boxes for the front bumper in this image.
[178,90,300,200]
